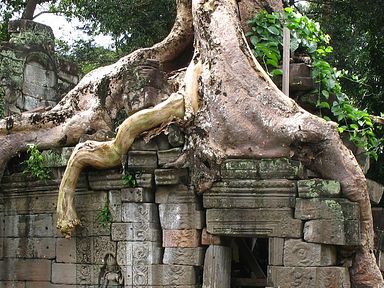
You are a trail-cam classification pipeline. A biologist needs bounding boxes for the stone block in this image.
[52,263,76,284]
[367,179,384,204]
[111,222,161,242]
[74,210,111,237]
[124,264,196,286]
[304,219,360,245]
[4,214,53,237]
[3,237,55,259]
[75,236,116,265]
[295,198,360,220]
[127,150,158,171]
[203,245,231,288]
[1,281,26,288]
[201,228,224,246]
[108,190,122,222]
[0,259,51,281]
[159,203,204,229]
[204,179,296,208]
[163,229,201,248]
[155,185,198,204]
[158,148,182,166]
[206,208,302,238]
[155,169,188,186]
[267,266,350,288]
[283,239,336,266]
[76,264,101,285]
[121,187,154,203]
[163,247,205,266]
[220,159,259,179]
[130,136,159,150]
[259,158,304,179]
[88,170,153,190]
[117,241,162,265]
[268,238,284,266]
[297,179,341,198]
[56,237,76,263]
[122,203,159,223]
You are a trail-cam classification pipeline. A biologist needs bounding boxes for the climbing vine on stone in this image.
[247,7,383,160]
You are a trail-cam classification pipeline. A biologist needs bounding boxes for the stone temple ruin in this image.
[1,20,384,288]
[0,20,79,116]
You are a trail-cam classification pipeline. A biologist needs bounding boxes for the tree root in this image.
[56,93,185,237]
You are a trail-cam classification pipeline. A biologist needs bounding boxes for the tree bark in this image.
[1,0,382,286]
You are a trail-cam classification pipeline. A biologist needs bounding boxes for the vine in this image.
[247,8,383,159]
[98,196,113,230]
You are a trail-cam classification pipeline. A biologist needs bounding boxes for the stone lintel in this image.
[206,208,302,238]
[204,179,296,208]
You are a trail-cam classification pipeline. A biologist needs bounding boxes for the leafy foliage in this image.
[122,171,138,188]
[247,8,383,160]
[98,196,113,230]
[23,144,50,180]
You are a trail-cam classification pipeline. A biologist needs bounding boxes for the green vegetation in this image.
[122,171,138,188]
[23,144,50,180]
[247,8,383,160]
[98,196,113,230]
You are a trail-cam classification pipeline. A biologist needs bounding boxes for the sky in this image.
[33,7,113,48]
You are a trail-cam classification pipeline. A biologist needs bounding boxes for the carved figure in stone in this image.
[98,253,124,288]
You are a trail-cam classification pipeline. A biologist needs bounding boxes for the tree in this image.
[0,0,382,287]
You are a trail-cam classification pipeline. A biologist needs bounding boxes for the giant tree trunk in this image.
[0,0,382,286]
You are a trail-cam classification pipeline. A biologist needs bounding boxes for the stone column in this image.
[202,245,231,288]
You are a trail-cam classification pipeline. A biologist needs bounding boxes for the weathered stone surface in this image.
[204,179,296,208]
[203,245,231,288]
[88,170,153,190]
[3,237,55,259]
[122,203,159,223]
[111,222,161,242]
[76,264,101,285]
[367,179,384,204]
[52,263,76,284]
[127,150,158,171]
[108,190,122,222]
[0,259,52,281]
[284,239,336,267]
[297,179,341,198]
[56,237,76,263]
[163,229,201,248]
[163,247,205,266]
[155,169,188,185]
[117,241,162,265]
[121,187,154,203]
[73,210,111,237]
[159,203,204,229]
[167,124,185,147]
[268,238,284,266]
[1,281,26,288]
[201,228,224,246]
[220,159,259,179]
[131,136,159,150]
[267,266,351,288]
[206,208,302,238]
[155,185,197,204]
[259,158,304,179]
[158,148,182,166]
[295,198,360,220]
[75,236,116,265]
[304,219,360,245]
[123,264,196,286]
[4,214,53,237]
[3,192,57,215]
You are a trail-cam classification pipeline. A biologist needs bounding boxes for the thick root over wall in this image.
[0,0,382,287]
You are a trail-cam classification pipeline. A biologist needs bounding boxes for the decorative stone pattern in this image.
[1,139,364,288]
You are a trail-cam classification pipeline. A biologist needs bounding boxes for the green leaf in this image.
[267,26,280,35]
[318,101,330,109]
[271,69,283,76]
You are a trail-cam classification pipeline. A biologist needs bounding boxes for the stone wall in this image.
[0,132,383,287]
[0,20,79,116]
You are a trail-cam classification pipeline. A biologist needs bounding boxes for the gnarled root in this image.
[56,93,185,237]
